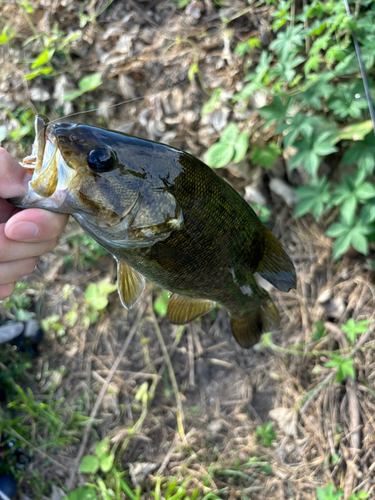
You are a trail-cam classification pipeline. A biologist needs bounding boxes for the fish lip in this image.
[17,116,78,210]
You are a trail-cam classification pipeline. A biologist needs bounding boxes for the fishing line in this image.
[48,79,189,124]
[33,80,189,154]
[343,0,375,136]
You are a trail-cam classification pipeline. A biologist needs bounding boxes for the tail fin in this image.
[255,227,296,292]
[229,294,280,348]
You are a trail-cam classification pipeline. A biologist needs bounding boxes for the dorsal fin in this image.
[167,293,215,325]
[117,260,146,310]
[255,227,296,292]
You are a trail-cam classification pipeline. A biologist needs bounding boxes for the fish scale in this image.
[9,115,297,349]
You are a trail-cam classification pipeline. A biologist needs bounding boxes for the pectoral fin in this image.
[117,260,146,310]
[167,293,216,325]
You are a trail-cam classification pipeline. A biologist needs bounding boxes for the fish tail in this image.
[229,292,280,348]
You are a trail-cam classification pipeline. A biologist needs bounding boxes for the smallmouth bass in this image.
[9,116,296,348]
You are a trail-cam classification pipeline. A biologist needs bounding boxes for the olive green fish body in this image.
[9,116,296,348]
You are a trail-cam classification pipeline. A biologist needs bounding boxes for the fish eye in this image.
[87,148,115,173]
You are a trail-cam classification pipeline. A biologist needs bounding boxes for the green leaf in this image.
[327,217,372,259]
[356,182,375,200]
[328,83,368,120]
[337,121,374,142]
[326,222,346,238]
[312,321,326,341]
[233,82,259,102]
[296,79,334,111]
[340,195,357,225]
[256,421,276,447]
[316,483,343,500]
[60,31,82,50]
[20,1,35,13]
[343,133,375,175]
[342,318,370,343]
[290,131,337,177]
[351,232,368,254]
[79,455,100,474]
[325,355,355,382]
[25,67,52,80]
[259,96,291,126]
[304,54,321,75]
[270,53,305,83]
[0,25,15,45]
[201,89,222,115]
[294,177,331,221]
[269,25,306,56]
[31,49,55,69]
[234,41,250,57]
[97,281,117,296]
[360,199,375,223]
[251,142,281,169]
[153,291,169,317]
[326,45,347,65]
[279,114,325,147]
[205,143,234,168]
[66,487,97,500]
[233,132,249,162]
[78,73,102,92]
[85,283,98,301]
[90,296,108,311]
[63,90,84,102]
[220,123,239,145]
[64,73,102,101]
[95,438,110,459]
[100,453,114,473]
[188,61,198,81]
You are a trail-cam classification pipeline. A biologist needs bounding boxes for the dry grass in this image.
[1,1,375,499]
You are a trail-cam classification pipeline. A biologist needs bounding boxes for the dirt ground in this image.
[1,1,375,499]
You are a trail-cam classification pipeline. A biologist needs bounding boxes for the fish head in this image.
[10,115,183,249]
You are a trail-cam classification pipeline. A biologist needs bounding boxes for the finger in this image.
[0,282,16,300]
[5,209,69,242]
[0,257,37,285]
[0,148,31,199]
[0,199,20,224]
[0,224,58,262]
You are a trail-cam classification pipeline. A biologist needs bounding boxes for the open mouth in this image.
[14,115,77,208]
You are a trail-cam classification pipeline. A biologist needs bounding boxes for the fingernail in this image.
[8,221,40,240]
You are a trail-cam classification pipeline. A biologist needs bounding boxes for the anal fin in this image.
[230,294,280,348]
[167,293,215,325]
[117,260,146,310]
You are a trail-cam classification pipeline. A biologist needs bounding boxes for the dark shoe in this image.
[0,473,17,499]
[0,319,43,355]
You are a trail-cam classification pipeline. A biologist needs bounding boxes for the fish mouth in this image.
[9,115,77,210]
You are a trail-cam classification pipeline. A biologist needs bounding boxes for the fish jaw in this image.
[8,116,79,213]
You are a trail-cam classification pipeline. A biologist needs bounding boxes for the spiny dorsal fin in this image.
[256,227,296,292]
[167,293,215,325]
[229,294,280,348]
[117,260,146,310]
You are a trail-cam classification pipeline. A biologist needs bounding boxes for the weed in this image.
[83,280,117,326]
[255,421,276,447]
[316,484,343,500]
[325,355,356,382]
[202,0,375,260]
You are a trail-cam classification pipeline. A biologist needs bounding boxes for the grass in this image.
[1,0,375,499]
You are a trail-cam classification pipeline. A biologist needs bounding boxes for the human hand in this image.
[0,148,69,299]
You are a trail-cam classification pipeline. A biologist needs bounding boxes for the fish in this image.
[8,115,296,348]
